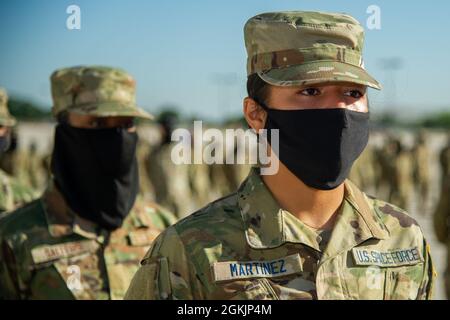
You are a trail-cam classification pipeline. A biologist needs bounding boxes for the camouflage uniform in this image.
[0,169,38,214]
[412,131,430,213]
[188,160,214,210]
[434,137,450,298]
[0,139,48,195]
[374,137,397,201]
[392,145,414,210]
[349,143,377,196]
[125,12,435,300]
[434,174,450,299]
[0,66,177,299]
[0,169,14,213]
[439,137,450,179]
[0,88,37,215]
[0,183,175,299]
[126,168,434,300]
[146,143,196,218]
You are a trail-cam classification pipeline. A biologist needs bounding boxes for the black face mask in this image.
[260,103,369,190]
[51,123,139,230]
[0,134,11,153]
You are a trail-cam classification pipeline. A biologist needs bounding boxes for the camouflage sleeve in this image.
[9,179,39,208]
[433,177,450,243]
[124,226,204,300]
[0,172,14,213]
[416,238,437,300]
[0,239,21,299]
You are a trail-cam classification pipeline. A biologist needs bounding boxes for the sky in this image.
[1,0,449,121]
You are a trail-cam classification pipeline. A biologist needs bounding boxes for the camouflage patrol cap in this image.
[50,66,154,119]
[244,11,381,89]
[0,88,17,127]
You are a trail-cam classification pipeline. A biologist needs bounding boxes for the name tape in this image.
[212,254,302,282]
[31,240,99,264]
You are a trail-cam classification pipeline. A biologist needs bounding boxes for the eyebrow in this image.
[293,86,367,93]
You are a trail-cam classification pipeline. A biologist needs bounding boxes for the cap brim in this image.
[258,61,381,90]
[0,118,16,127]
[67,102,154,120]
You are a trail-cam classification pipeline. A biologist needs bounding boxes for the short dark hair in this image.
[246,73,270,105]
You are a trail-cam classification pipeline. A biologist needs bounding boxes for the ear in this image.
[243,97,267,133]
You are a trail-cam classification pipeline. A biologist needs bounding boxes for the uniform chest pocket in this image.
[26,252,105,299]
[342,266,423,300]
[219,274,317,300]
[220,278,278,300]
[350,247,424,300]
[265,273,318,300]
[27,240,106,299]
[383,264,423,300]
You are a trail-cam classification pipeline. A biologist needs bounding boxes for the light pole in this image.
[378,57,404,112]
[210,72,238,121]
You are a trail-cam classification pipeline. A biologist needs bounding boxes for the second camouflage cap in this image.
[50,66,154,119]
[0,88,17,127]
[244,11,381,89]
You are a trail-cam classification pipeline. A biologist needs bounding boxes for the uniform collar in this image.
[238,168,389,253]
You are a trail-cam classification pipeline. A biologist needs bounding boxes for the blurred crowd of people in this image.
[3,119,450,221]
